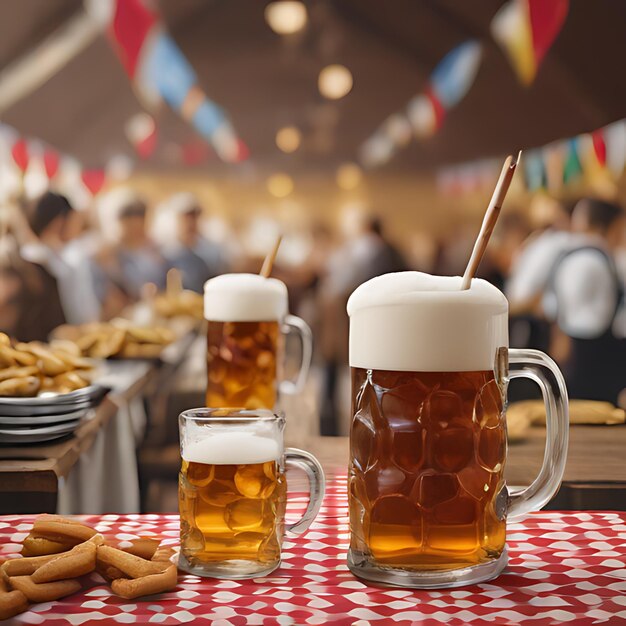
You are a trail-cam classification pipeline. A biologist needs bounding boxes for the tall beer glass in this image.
[178,409,325,578]
[204,274,312,409]
[347,272,568,588]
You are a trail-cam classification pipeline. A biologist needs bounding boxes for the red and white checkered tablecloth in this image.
[1,474,626,625]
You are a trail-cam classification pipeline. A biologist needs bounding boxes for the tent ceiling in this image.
[1,0,625,173]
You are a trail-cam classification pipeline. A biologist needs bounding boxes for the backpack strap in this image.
[546,245,623,328]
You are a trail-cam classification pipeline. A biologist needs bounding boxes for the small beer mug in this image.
[204,274,313,409]
[178,409,325,578]
[347,272,569,588]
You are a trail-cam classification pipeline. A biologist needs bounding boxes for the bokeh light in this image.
[276,126,302,153]
[318,65,353,100]
[267,172,294,198]
[336,162,363,190]
[264,1,307,35]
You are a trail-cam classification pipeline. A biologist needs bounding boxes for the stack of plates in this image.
[0,385,109,445]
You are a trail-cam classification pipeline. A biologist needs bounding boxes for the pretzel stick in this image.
[116,538,160,561]
[9,576,81,603]
[96,545,166,578]
[460,152,520,290]
[95,563,125,583]
[22,535,71,556]
[151,545,176,564]
[1,553,59,577]
[260,235,282,278]
[31,540,96,583]
[32,519,97,544]
[111,564,177,599]
[0,589,29,620]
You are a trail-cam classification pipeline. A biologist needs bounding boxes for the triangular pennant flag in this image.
[603,119,626,176]
[11,138,29,173]
[81,169,106,195]
[430,41,483,109]
[591,129,606,167]
[562,137,582,183]
[43,150,61,179]
[524,149,547,190]
[491,0,569,85]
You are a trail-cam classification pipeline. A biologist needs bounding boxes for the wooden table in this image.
[0,361,156,514]
[298,424,626,511]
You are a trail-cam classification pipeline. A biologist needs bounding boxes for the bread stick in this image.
[151,545,176,564]
[22,535,71,556]
[1,553,59,577]
[117,538,160,561]
[9,576,81,603]
[111,564,177,599]
[32,518,97,544]
[95,562,125,583]
[96,545,166,579]
[31,540,96,583]
[0,589,29,620]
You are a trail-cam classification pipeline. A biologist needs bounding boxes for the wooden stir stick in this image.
[460,151,521,290]
[260,234,283,278]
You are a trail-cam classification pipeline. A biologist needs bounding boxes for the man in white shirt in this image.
[22,192,101,325]
[547,198,625,404]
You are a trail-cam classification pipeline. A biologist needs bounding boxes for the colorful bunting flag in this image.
[603,120,626,177]
[43,150,60,180]
[491,0,569,86]
[11,138,29,173]
[81,169,106,196]
[430,41,483,108]
[361,40,482,166]
[88,0,243,163]
[562,137,582,183]
[436,119,624,196]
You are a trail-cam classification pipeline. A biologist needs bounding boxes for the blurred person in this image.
[318,214,407,435]
[505,198,575,352]
[21,192,100,326]
[155,193,228,293]
[545,198,625,404]
[0,199,67,340]
[94,188,169,309]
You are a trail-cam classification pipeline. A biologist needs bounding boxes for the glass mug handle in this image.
[280,315,313,395]
[284,448,326,536]
[506,348,569,520]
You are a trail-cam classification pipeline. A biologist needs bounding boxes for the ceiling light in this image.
[267,173,294,198]
[336,162,362,190]
[265,2,308,35]
[276,126,301,153]
[318,64,353,100]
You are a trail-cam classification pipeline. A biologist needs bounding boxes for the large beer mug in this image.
[347,272,568,588]
[204,274,312,409]
[178,409,325,578]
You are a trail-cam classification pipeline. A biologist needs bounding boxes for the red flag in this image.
[108,0,157,78]
[591,129,606,167]
[81,169,106,195]
[43,150,60,179]
[11,138,29,172]
[528,0,569,66]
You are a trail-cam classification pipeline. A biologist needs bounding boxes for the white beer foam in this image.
[347,272,509,372]
[183,431,281,465]
[204,273,288,322]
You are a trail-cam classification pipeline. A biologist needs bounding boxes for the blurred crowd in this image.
[0,189,624,432]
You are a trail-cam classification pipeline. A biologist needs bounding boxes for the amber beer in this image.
[204,274,312,409]
[179,456,287,568]
[350,367,506,570]
[206,320,280,409]
[178,409,326,578]
[347,272,569,588]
